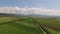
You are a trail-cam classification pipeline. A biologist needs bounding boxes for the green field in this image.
[0,16,43,34]
[0,16,60,34]
[45,27,60,34]
[35,17,60,34]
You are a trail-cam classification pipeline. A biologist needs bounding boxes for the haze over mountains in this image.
[0,7,60,16]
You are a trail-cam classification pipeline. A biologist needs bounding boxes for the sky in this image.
[0,0,60,16]
[0,0,60,9]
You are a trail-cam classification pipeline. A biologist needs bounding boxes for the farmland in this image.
[0,16,43,34]
[35,17,60,34]
[0,16,60,34]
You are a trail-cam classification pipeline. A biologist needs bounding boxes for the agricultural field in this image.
[0,16,43,34]
[45,27,60,34]
[0,16,60,34]
[35,17,60,34]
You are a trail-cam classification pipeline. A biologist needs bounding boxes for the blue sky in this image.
[0,0,60,16]
[0,0,60,9]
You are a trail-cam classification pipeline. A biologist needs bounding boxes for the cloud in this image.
[0,7,60,16]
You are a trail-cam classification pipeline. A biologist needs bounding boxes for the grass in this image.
[0,16,43,34]
[0,16,60,34]
[45,27,60,34]
[35,18,60,30]
[35,17,60,34]
[0,16,17,23]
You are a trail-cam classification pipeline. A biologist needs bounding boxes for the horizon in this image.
[0,0,60,16]
[0,7,60,16]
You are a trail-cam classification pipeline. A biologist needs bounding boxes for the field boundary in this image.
[37,24,47,34]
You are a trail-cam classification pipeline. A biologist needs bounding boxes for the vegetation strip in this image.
[38,24,47,34]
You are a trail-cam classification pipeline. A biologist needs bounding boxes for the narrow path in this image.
[37,24,47,34]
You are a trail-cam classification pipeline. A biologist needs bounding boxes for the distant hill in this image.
[0,13,16,16]
[0,13,60,19]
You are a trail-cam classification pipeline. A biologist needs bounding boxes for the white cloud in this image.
[0,7,60,16]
